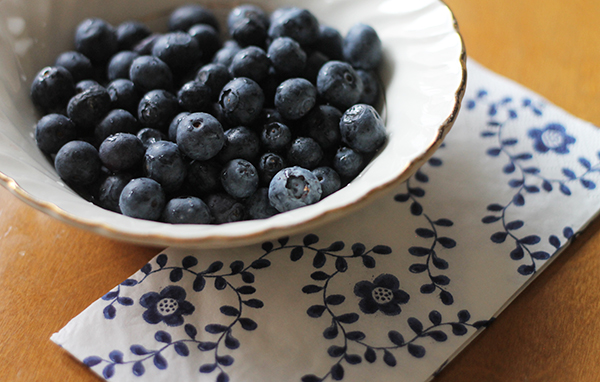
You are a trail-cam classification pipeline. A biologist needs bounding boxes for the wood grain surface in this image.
[1,0,599,381]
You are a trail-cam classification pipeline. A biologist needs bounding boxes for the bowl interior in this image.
[0,0,465,248]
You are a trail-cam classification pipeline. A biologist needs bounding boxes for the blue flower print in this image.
[140,285,195,326]
[528,123,575,154]
[354,274,410,316]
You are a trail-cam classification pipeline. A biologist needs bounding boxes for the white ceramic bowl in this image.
[0,0,465,248]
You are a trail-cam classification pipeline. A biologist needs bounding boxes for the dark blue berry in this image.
[260,122,292,152]
[221,159,259,199]
[186,159,222,196]
[339,103,386,153]
[218,126,260,163]
[168,112,190,142]
[274,78,316,120]
[35,114,77,155]
[119,177,166,221]
[205,193,246,224]
[188,24,221,59]
[96,173,132,213]
[304,104,342,150]
[151,32,201,75]
[219,77,264,125]
[116,20,152,51]
[67,85,112,130]
[268,8,320,46]
[229,46,270,83]
[176,112,225,161]
[258,152,286,185]
[107,51,139,81]
[268,166,322,212]
[357,69,380,106]
[54,140,102,186]
[268,37,307,78]
[137,89,180,131]
[312,166,341,198]
[137,127,165,149]
[168,4,220,33]
[75,80,100,94]
[95,109,140,144]
[132,33,161,55]
[303,50,329,84]
[129,55,173,93]
[333,146,364,178]
[161,196,212,224]
[212,40,241,68]
[343,23,382,70]
[144,141,187,193]
[54,51,93,83]
[177,80,212,112]
[196,63,231,101]
[287,137,323,169]
[74,18,118,65]
[316,60,363,110]
[246,188,279,219]
[106,79,140,115]
[314,25,343,60]
[227,5,269,48]
[30,66,75,114]
[99,133,145,172]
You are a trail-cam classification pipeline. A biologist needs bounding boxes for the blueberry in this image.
[274,78,316,120]
[137,127,165,149]
[176,112,225,161]
[258,152,286,185]
[196,63,231,101]
[314,25,343,60]
[212,40,242,68]
[95,109,140,144]
[106,79,140,115]
[168,112,190,142]
[96,173,132,213]
[132,33,161,55]
[129,55,173,93]
[217,126,260,163]
[229,46,270,83]
[188,24,221,59]
[304,105,342,150]
[67,85,112,130]
[357,69,380,106]
[312,166,341,198]
[35,114,77,154]
[161,196,212,224]
[268,166,322,212]
[99,133,145,172]
[227,5,269,48]
[54,140,102,186]
[107,51,139,81]
[119,177,166,221]
[339,104,386,153]
[75,79,101,94]
[186,159,222,196]
[219,77,264,125]
[287,137,323,169]
[221,159,259,199]
[168,4,220,33]
[316,60,363,110]
[30,66,75,114]
[333,146,364,178]
[138,89,180,131]
[54,51,93,83]
[177,80,212,112]
[343,23,382,70]
[205,193,246,224]
[74,18,118,65]
[260,122,292,152]
[116,20,152,51]
[246,188,279,219]
[268,8,320,46]
[151,32,201,75]
[144,141,187,193]
[303,50,329,84]
[268,37,307,78]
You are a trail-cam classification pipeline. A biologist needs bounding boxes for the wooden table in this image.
[1,0,599,380]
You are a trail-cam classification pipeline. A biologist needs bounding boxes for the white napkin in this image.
[51,59,600,382]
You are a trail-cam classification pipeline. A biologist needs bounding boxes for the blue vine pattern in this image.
[469,89,600,275]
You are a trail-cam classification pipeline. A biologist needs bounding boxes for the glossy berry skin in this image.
[75,80,100,94]
[246,187,279,220]
[168,4,220,33]
[339,104,386,153]
[205,193,246,224]
[30,66,75,114]
[74,18,118,65]
[316,60,363,110]
[287,137,323,169]
[219,77,264,125]
[132,33,161,55]
[35,114,77,154]
[274,78,316,120]
[268,8,320,46]
[196,63,231,101]
[221,158,259,199]
[188,24,221,59]
[119,177,166,221]
[333,146,364,179]
[161,196,212,224]
[54,140,102,186]
[129,55,173,93]
[107,50,139,81]
[116,20,152,51]
[151,32,201,75]
[228,4,269,47]
[260,122,292,152]
[143,141,187,193]
[137,89,180,131]
[186,159,222,196]
[96,173,132,213]
[95,109,140,144]
[168,112,190,142]
[268,166,322,212]
[343,23,382,70]
[177,81,212,112]
[99,133,145,172]
[312,166,341,198]
[218,126,260,163]
[268,37,307,78]
[314,25,343,60]
[212,40,241,68]
[258,152,286,185]
[137,127,165,149]
[176,112,225,161]
[229,46,270,83]
[67,85,112,130]
[106,79,140,115]
[305,105,342,150]
[54,51,93,83]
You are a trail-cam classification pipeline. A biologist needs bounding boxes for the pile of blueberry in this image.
[30,4,386,224]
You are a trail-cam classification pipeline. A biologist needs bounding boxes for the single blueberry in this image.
[339,103,386,153]
[219,77,264,125]
[260,122,292,152]
[268,166,322,212]
[188,24,221,59]
[67,85,112,130]
[144,141,187,193]
[176,112,225,161]
[274,78,316,120]
[316,60,363,110]
[168,112,190,142]
[119,177,166,221]
[185,159,223,196]
[137,89,180,131]
[205,193,246,224]
[168,4,220,33]
[312,166,341,198]
[314,25,343,60]
[246,187,279,220]
[228,4,269,32]
[177,80,212,112]
[357,69,381,106]
[258,152,286,185]
[287,137,324,169]
[99,133,145,172]
[343,23,382,70]
[35,114,77,154]
[75,79,101,94]
[221,158,259,199]
[228,4,269,47]
[217,126,260,163]
[96,173,133,213]
[137,127,165,149]
[30,66,75,114]
[106,79,140,115]
[54,51,93,83]
[151,32,202,75]
[268,37,307,78]
[107,51,139,81]
[129,55,173,93]
[161,196,212,224]
[229,46,270,83]
[333,146,364,179]
[304,104,342,150]
[54,140,102,186]
[74,18,118,65]
[212,40,242,68]
[116,20,152,51]
[268,8,320,46]
[196,63,231,101]
[95,109,140,144]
